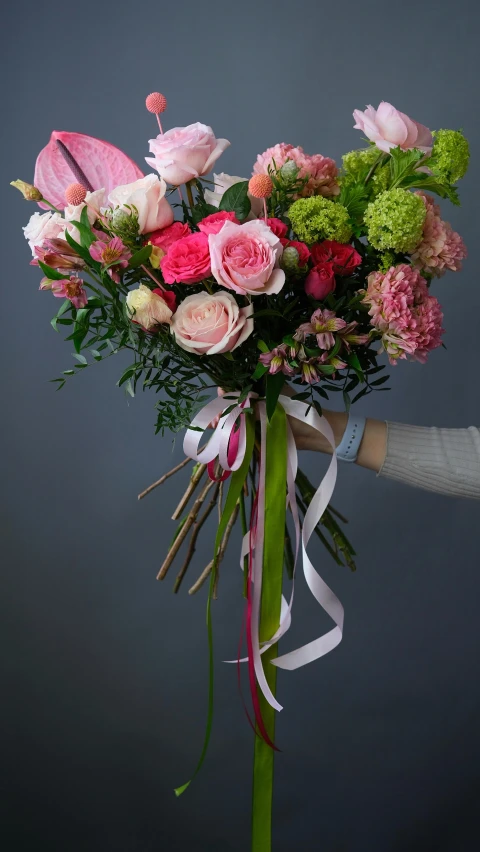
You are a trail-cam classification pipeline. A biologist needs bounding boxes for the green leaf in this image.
[219,180,251,220]
[343,390,351,412]
[38,261,66,281]
[251,309,284,319]
[257,339,270,354]
[370,375,390,387]
[265,371,285,421]
[352,386,370,404]
[68,219,95,248]
[117,363,139,387]
[339,183,369,222]
[90,349,102,361]
[389,146,426,187]
[64,229,100,271]
[75,308,90,326]
[398,173,460,205]
[251,361,268,381]
[72,353,87,364]
[129,244,152,268]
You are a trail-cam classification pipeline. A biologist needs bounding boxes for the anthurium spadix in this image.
[34,131,144,210]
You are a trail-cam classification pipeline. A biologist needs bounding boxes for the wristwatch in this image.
[335,414,367,463]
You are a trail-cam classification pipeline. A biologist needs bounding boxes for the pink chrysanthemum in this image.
[89,235,132,283]
[253,143,340,198]
[363,263,444,364]
[412,193,467,277]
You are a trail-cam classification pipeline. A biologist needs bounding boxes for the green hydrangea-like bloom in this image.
[431,129,470,183]
[377,250,398,273]
[370,163,390,198]
[287,196,352,245]
[342,147,379,185]
[364,189,426,254]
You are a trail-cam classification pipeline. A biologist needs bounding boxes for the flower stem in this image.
[186,180,195,213]
[137,457,190,500]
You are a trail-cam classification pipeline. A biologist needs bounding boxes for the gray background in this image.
[1,1,479,849]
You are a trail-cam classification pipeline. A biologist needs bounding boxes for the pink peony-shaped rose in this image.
[145,123,230,186]
[149,221,191,252]
[198,210,239,235]
[353,102,433,154]
[305,262,336,300]
[253,143,340,198]
[23,211,65,255]
[171,291,253,355]
[311,240,362,276]
[107,174,174,234]
[363,263,444,364]
[411,193,467,276]
[161,232,211,285]
[209,219,285,297]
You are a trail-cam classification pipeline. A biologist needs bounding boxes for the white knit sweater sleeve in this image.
[379,423,480,499]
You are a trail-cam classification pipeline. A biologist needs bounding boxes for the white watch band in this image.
[335,414,366,463]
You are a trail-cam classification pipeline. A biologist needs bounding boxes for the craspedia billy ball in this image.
[65,183,87,206]
[145,92,167,114]
[248,174,273,199]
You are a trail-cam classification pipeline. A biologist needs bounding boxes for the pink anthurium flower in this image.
[34,131,144,210]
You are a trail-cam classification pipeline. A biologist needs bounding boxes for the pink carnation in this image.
[363,263,444,364]
[253,143,339,198]
[412,193,467,277]
[197,210,239,235]
[161,232,211,284]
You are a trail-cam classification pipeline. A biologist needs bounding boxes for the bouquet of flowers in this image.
[12,94,469,851]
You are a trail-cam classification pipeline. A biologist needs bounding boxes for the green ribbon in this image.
[251,404,288,852]
[175,412,255,797]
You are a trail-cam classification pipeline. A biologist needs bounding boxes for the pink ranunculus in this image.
[51,275,88,310]
[304,262,336,300]
[107,174,174,234]
[171,291,253,355]
[197,210,239,235]
[209,219,285,297]
[145,122,230,186]
[411,192,467,276]
[280,239,310,267]
[353,102,433,154]
[161,232,211,285]
[253,143,340,198]
[266,218,289,239]
[148,221,191,252]
[311,240,362,276]
[23,211,65,256]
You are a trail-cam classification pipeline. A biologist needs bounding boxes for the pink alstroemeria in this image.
[89,236,132,283]
[32,238,86,273]
[50,276,88,309]
[337,321,371,351]
[294,308,347,350]
[259,345,296,376]
[300,358,320,385]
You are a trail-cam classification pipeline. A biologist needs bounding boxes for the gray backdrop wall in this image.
[1,1,479,850]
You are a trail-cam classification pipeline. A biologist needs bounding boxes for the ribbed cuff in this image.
[379,422,480,500]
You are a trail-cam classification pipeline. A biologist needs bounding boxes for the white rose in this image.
[107,174,174,235]
[204,173,263,218]
[23,211,65,256]
[126,284,173,330]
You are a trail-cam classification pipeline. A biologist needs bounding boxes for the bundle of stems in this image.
[138,450,356,597]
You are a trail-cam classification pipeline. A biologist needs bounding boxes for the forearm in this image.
[294,409,387,473]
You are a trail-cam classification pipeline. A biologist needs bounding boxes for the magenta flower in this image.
[89,235,132,282]
[295,308,347,350]
[51,276,88,309]
[259,345,296,376]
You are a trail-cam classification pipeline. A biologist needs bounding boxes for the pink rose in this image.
[149,221,191,251]
[107,174,174,234]
[353,102,433,154]
[171,291,253,355]
[161,232,211,284]
[23,211,65,256]
[311,241,362,276]
[198,210,239,235]
[209,220,285,297]
[280,239,310,266]
[266,218,289,239]
[145,122,230,186]
[305,262,336,300]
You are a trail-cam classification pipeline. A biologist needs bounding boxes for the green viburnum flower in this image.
[287,196,352,245]
[341,147,379,186]
[377,250,399,273]
[364,189,426,254]
[430,129,470,183]
[370,163,390,198]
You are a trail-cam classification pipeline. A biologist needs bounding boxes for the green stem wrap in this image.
[251,404,287,852]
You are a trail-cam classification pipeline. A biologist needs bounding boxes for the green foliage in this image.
[219,181,251,220]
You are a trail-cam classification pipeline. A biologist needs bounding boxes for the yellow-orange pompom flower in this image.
[248,174,273,199]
